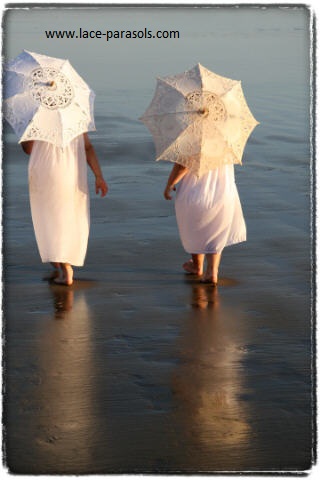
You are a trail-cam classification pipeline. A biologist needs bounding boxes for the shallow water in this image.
[2,5,314,474]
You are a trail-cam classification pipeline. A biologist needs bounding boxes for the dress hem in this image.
[41,258,85,267]
[184,236,246,255]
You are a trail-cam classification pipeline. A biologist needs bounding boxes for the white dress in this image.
[175,164,246,254]
[28,135,90,266]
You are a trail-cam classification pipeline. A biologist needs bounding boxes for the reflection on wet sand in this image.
[172,283,251,471]
[32,287,96,474]
[52,285,74,318]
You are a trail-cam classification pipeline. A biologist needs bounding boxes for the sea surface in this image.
[2,5,314,474]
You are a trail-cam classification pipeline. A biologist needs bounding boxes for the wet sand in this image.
[3,141,313,474]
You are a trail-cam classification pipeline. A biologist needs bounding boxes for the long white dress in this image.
[175,164,246,254]
[28,135,90,266]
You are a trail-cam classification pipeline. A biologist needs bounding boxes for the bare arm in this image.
[84,133,108,197]
[164,163,188,200]
[21,141,34,155]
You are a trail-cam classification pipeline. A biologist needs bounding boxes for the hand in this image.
[164,184,176,200]
[95,176,108,197]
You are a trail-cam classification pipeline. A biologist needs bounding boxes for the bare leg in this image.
[61,263,73,286]
[183,254,205,276]
[202,252,222,285]
[49,262,61,280]
[54,263,73,286]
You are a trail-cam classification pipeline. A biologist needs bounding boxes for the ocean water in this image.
[2,5,314,474]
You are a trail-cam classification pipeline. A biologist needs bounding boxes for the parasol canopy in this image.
[3,50,96,147]
[140,63,259,176]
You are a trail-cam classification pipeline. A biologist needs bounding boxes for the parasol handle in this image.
[198,107,209,117]
[34,80,56,89]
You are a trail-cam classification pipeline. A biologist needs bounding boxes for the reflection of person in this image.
[52,286,74,319]
[164,162,246,285]
[35,292,94,472]
[171,285,251,468]
[21,133,108,285]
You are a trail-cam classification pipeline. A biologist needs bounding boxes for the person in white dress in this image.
[164,162,246,285]
[21,133,108,285]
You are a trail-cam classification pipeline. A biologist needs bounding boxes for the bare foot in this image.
[183,259,203,276]
[200,277,218,286]
[54,277,72,286]
[44,263,61,281]
[45,269,60,281]
[53,273,69,285]
[202,253,221,287]
[200,270,218,285]
[54,263,73,286]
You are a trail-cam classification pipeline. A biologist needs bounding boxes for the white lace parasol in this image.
[140,63,259,177]
[4,50,95,147]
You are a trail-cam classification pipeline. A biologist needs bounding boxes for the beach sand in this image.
[3,141,313,474]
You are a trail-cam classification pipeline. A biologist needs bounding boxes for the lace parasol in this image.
[4,50,95,147]
[140,63,259,177]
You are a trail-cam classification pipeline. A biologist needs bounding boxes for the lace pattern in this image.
[4,50,95,147]
[25,67,74,110]
[141,63,259,176]
[19,117,95,146]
